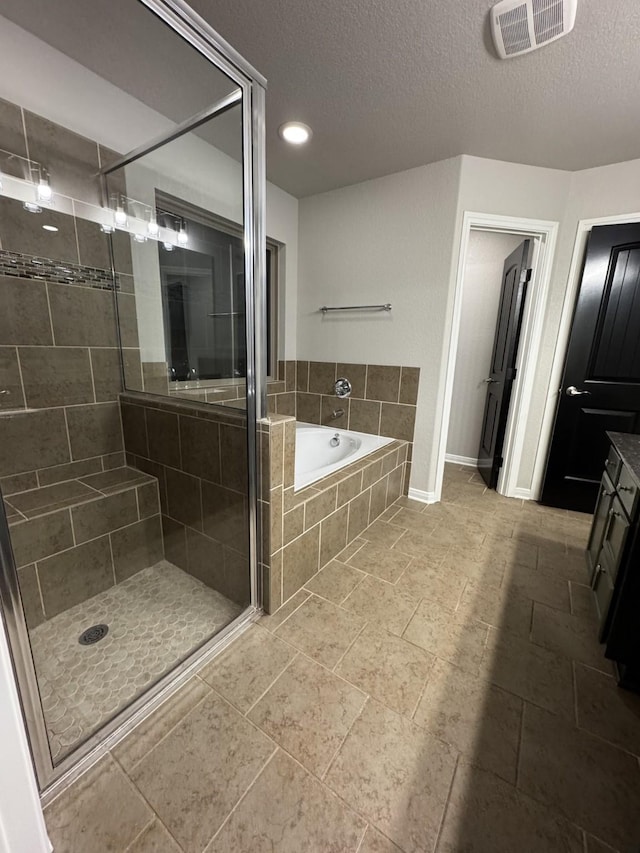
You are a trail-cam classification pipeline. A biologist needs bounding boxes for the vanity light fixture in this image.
[114,204,128,228]
[177,220,188,246]
[23,201,42,214]
[278,121,312,145]
[147,215,159,238]
[36,171,53,204]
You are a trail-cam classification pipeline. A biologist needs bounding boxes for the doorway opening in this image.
[433,212,559,503]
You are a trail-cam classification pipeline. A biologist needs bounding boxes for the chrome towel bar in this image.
[320,303,392,313]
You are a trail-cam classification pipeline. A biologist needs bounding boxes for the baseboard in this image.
[508,486,534,501]
[408,487,438,504]
[444,454,478,468]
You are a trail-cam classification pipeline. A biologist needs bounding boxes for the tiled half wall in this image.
[259,414,410,614]
[120,392,251,608]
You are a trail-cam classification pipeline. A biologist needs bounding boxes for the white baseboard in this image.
[444,454,478,468]
[408,487,438,504]
[508,486,534,501]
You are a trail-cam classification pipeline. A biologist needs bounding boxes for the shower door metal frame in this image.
[0,0,267,796]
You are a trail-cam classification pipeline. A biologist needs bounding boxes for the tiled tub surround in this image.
[4,466,164,629]
[260,413,409,613]
[120,392,251,609]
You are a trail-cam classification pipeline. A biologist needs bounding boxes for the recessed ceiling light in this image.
[42,224,58,232]
[278,122,312,145]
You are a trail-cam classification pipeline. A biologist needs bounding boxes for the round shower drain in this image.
[78,624,109,645]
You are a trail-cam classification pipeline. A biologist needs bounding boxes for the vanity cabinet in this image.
[587,433,640,689]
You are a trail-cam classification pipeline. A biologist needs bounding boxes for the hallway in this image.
[44,465,640,852]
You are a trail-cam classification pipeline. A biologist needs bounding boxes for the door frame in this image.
[429,211,559,503]
[533,211,640,502]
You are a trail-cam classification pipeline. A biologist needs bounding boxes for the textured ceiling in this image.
[3,0,640,197]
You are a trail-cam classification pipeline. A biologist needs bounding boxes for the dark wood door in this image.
[477,239,532,489]
[541,223,640,512]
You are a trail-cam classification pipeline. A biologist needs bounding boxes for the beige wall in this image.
[446,231,523,462]
[297,158,461,496]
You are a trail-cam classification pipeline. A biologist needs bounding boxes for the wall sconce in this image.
[177,219,188,246]
[36,168,52,204]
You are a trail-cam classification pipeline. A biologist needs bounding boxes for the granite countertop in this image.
[607,432,640,488]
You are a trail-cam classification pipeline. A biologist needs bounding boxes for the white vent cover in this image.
[491,0,577,59]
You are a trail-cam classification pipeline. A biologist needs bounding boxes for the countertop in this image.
[607,432,640,488]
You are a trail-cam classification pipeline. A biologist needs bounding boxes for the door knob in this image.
[565,386,591,397]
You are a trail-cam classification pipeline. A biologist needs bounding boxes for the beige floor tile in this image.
[436,762,584,853]
[358,825,404,853]
[206,750,366,852]
[392,528,449,560]
[395,559,467,610]
[336,537,367,561]
[538,543,590,584]
[128,690,275,853]
[336,623,434,716]
[359,519,405,548]
[275,594,366,667]
[503,561,571,612]
[388,506,436,534]
[198,624,296,713]
[429,519,487,548]
[518,703,640,851]
[414,658,522,784]
[575,663,640,756]
[260,589,309,631]
[45,755,153,853]
[393,495,431,512]
[531,602,612,673]
[483,628,574,719]
[440,549,506,586]
[126,819,182,852]
[457,579,533,639]
[113,677,211,773]
[570,581,598,620]
[342,575,418,636]
[403,600,489,675]
[304,559,365,603]
[347,540,411,582]
[248,654,366,777]
[325,698,457,853]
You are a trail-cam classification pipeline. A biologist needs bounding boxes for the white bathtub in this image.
[295,422,394,491]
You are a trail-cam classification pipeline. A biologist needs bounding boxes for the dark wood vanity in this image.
[587,432,640,690]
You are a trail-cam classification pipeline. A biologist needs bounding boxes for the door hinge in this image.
[520,267,533,285]
[507,367,517,380]
[496,456,504,469]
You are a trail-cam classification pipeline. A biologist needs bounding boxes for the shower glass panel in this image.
[0,0,263,791]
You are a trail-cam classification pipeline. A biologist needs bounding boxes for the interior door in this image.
[477,239,532,489]
[541,223,640,512]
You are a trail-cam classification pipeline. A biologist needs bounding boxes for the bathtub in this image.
[295,422,394,491]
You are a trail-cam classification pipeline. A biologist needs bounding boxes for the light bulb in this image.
[37,179,52,203]
[163,241,174,252]
[177,226,188,246]
[114,206,127,228]
[278,121,313,145]
[147,218,159,238]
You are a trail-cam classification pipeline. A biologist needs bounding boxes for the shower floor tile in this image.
[29,561,242,762]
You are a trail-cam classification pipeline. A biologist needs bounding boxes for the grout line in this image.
[87,348,98,404]
[331,619,367,674]
[353,823,369,853]
[322,695,369,783]
[123,817,156,853]
[43,282,57,346]
[514,699,526,790]
[410,653,436,720]
[244,652,300,717]
[433,752,460,852]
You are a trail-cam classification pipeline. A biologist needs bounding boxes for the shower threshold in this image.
[29,561,242,763]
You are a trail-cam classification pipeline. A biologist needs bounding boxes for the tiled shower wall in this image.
[120,392,251,607]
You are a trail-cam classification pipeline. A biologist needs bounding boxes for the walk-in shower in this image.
[0,0,266,794]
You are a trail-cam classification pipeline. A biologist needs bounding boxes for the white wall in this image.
[446,231,523,461]
[298,158,462,495]
[0,620,51,852]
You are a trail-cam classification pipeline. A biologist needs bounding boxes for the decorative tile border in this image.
[0,249,119,290]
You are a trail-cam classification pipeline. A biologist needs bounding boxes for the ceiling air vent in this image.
[491,0,577,59]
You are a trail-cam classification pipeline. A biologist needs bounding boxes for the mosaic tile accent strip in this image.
[29,560,242,762]
[0,249,119,290]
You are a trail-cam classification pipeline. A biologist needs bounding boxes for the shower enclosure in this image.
[0,0,266,794]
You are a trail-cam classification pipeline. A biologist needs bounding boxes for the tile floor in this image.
[44,465,640,852]
[31,561,241,762]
